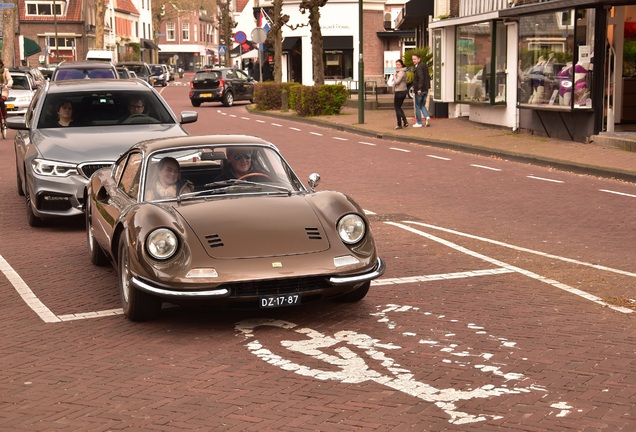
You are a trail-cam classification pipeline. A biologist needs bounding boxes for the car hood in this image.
[175,195,331,259]
[32,124,187,163]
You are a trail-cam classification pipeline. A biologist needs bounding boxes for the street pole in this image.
[357,0,364,124]
[53,0,58,62]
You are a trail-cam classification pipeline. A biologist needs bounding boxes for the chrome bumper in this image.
[328,257,386,286]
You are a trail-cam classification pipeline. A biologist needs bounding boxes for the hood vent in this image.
[206,234,224,248]
[305,227,322,240]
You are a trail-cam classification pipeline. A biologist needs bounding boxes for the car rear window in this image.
[195,71,221,80]
[37,90,176,128]
[123,65,149,77]
[54,68,117,80]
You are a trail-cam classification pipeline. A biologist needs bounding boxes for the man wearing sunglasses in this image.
[215,147,256,181]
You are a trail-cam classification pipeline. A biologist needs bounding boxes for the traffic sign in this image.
[218,45,226,56]
[251,28,267,44]
[234,31,247,44]
[0,3,15,7]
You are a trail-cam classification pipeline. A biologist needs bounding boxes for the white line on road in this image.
[310,132,323,136]
[256,119,266,123]
[289,127,301,131]
[389,222,633,314]
[471,164,502,171]
[427,155,451,160]
[359,141,376,146]
[241,117,250,120]
[229,114,237,118]
[390,147,411,153]
[527,175,564,183]
[271,123,283,127]
[373,268,515,286]
[333,137,348,141]
[0,255,60,323]
[600,189,636,198]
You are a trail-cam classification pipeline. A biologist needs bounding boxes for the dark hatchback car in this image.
[51,61,118,81]
[189,67,255,107]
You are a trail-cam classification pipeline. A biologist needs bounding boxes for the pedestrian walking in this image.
[252,59,261,81]
[392,59,408,129]
[412,53,431,128]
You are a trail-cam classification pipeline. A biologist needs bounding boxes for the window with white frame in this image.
[182,22,190,42]
[194,24,198,42]
[26,1,64,16]
[167,22,175,41]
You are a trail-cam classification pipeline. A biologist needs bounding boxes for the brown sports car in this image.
[85,135,385,321]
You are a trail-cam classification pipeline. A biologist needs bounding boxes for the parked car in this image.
[6,79,198,227]
[116,67,132,79]
[12,66,46,88]
[85,134,386,321]
[6,71,36,116]
[51,61,118,80]
[189,67,255,107]
[149,64,168,86]
[118,62,152,84]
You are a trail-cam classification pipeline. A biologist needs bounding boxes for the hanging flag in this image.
[259,10,271,33]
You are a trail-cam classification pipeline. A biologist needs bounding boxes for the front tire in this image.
[222,91,234,107]
[16,160,24,196]
[336,281,370,302]
[25,178,45,227]
[118,237,162,321]
[86,197,109,266]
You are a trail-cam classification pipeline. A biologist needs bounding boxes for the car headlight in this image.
[146,228,178,260]
[32,158,79,177]
[337,214,366,244]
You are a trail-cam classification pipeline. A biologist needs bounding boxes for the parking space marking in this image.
[236,307,548,425]
[600,189,636,198]
[58,309,123,321]
[527,175,564,183]
[0,255,60,323]
[427,154,451,160]
[390,147,411,152]
[372,268,514,286]
[388,222,634,314]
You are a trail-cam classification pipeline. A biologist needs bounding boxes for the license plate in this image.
[200,93,212,98]
[6,104,14,109]
[260,294,301,308]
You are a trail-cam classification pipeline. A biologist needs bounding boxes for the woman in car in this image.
[145,157,193,200]
[56,99,76,127]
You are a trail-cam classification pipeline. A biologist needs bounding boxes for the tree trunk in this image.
[96,0,105,50]
[2,2,15,66]
[272,0,283,83]
[308,4,324,85]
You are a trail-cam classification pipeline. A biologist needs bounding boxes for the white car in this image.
[6,72,36,116]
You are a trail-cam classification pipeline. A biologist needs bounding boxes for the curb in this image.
[248,107,636,184]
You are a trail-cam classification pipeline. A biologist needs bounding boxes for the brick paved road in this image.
[1,89,634,430]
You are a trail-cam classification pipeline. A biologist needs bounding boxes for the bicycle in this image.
[0,83,8,139]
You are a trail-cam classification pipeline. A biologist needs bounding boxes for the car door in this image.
[14,87,44,189]
[235,70,253,100]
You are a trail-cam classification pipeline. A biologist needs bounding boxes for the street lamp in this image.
[358,0,364,124]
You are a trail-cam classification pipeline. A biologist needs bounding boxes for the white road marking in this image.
[310,132,323,136]
[390,147,411,152]
[372,268,514,286]
[0,255,60,323]
[289,127,301,131]
[471,164,501,171]
[271,123,283,127]
[427,154,451,160]
[241,117,250,120]
[359,141,376,146]
[256,119,266,123]
[58,309,124,321]
[600,189,636,198]
[388,222,633,314]
[404,221,636,278]
[527,175,564,183]
[333,137,348,141]
[236,306,548,425]
[229,114,237,118]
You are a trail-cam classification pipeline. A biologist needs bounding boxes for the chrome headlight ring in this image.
[31,158,79,177]
[146,228,179,260]
[337,214,366,245]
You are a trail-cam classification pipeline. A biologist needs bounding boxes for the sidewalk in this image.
[256,104,636,183]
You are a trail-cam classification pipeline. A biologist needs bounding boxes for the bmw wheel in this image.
[16,160,24,196]
[118,237,162,321]
[222,91,234,107]
[25,178,45,227]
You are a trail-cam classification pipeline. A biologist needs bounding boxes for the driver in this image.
[214,147,257,181]
[127,96,145,115]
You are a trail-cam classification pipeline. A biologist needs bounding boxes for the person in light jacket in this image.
[392,59,409,129]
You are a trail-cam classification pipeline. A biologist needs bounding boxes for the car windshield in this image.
[55,68,117,80]
[11,75,32,90]
[151,66,163,74]
[37,90,175,128]
[143,145,305,202]
[124,65,149,77]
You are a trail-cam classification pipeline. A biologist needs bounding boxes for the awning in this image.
[323,36,353,50]
[282,37,301,50]
[376,30,416,39]
[0,37,42,57]
[140,38,160,51]
[230,41,257,55]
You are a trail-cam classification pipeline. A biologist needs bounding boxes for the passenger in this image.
[214,147,256,181]
[55,99,76,127]
[145,157,193,200]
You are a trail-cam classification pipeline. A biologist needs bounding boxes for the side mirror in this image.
[7,116,28,130]
[307,173,320,192]
[180,111,198,124]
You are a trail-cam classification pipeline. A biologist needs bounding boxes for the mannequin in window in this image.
[557,62,573,106]
[573,62,590,107]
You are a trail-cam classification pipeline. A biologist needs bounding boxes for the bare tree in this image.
[217,0,236,66]
[299,0,327,85]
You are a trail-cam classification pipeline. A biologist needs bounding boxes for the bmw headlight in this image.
[337,214,366,244]
[146,228,178,260]
[32,159,79,177]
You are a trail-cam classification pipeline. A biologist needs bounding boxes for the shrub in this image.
[294,84,348,117]
[253,82,301,110]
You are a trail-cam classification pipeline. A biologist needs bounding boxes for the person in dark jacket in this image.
[412,53,431,127]
[251,59,261,81]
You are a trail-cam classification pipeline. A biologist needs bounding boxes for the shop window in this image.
[518,8,595,110]
[455,21,507,104]
[323,50,354,80]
